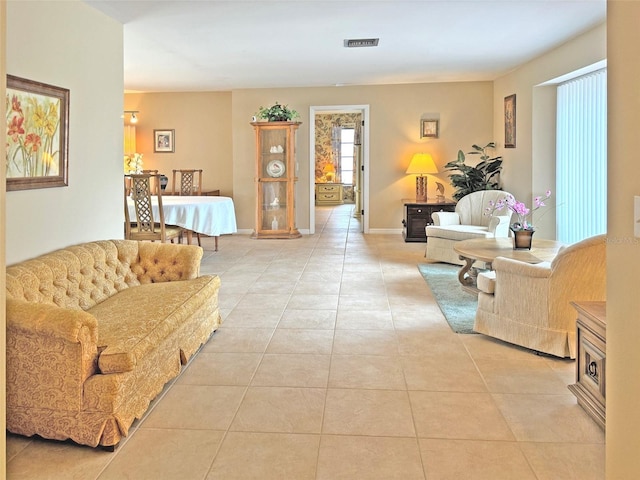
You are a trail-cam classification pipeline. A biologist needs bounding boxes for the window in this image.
[556,69,607,244]
[339,127,355,185]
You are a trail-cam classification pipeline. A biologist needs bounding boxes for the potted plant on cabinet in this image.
[443,142,503,201]
[255,102,300,122]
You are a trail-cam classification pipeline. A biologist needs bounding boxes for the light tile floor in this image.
[6,205,605,479]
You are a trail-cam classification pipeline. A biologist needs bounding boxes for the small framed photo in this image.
[420,119,439,138]
[154,129,175,153]
[504,94,516,148]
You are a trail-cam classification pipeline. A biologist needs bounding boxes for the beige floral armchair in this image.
[474,234,606,358]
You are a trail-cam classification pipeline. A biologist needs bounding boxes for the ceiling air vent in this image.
[344,38,379,48]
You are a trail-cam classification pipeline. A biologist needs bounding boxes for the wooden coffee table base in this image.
[453,238,564,295]
[456,257,486,295]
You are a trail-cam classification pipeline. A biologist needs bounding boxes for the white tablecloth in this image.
[127,195,237,236]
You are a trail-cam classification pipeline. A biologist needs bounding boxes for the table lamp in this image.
[406,153,438,202]
[323,163,336,183]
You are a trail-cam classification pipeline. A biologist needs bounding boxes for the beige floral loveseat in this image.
[6,240,221,448]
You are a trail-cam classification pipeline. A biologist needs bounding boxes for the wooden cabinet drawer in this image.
[318,192,340,201]
[317,184,341,193]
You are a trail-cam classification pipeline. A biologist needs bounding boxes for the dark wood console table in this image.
[402,198,456,242]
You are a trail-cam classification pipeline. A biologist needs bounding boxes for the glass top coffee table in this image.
[452,237,564,295]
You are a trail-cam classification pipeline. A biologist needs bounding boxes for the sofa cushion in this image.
[425,224,494,241]
[89,275,219,374]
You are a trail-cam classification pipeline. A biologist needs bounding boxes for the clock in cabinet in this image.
[251,121,302,239]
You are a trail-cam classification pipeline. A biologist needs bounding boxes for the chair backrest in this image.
[549,233,607,327]
[456,190,512,226]
[124,174,174,242]
[141,169,160,191]
[172,169,203,196]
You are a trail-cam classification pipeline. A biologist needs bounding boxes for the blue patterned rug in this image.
[417,263,478,334]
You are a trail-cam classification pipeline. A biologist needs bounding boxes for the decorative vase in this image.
[159,175,169,190]
[511,227,535,250]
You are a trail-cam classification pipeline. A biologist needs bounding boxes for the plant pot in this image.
[511,227,535,250]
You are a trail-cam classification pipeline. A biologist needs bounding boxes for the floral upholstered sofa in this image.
[6,240,221,448]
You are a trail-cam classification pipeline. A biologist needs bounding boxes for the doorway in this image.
[309,105,370,235]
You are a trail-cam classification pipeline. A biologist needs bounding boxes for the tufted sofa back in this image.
[5,240,188,311]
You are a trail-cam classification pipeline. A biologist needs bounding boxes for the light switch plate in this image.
[635,196,640,238]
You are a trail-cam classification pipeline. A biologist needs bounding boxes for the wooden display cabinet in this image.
[251,121,302,239]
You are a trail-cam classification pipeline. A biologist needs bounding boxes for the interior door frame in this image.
[308,105,370,234]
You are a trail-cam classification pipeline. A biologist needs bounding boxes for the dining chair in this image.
[172,169,203,196]
[172,169,204,246]
[141,169,160,192]
[124,173,183,243]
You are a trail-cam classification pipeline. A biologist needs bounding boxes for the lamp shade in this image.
[406,153,438,175]
[323,163,336,173]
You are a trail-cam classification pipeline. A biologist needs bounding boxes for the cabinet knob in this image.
[417,209,422,213]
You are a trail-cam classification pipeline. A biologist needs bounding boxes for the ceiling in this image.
[85,0,606,93]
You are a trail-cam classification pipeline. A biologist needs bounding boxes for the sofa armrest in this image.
[431,211,461,226]
[133,242,204,283]
[7,298,98,344]
[6,299,99,410]
[488,215,511,237]
[492,256,552,278]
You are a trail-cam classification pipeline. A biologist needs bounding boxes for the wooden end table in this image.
[402,198,456,242]
[568,301,606,430]
[453,237,564,295]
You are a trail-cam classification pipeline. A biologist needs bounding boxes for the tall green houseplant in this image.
[444,142,503,201]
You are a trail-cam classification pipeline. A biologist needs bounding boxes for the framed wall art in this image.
[5,75,70,191]
[154,129,175,153]
[504,94,516,148]
[420,119,439,138]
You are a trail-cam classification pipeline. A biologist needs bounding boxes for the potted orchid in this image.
[486,190,552,249]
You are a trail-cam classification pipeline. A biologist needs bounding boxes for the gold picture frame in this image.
[504,94,516,148]
[5,75,70,191]
[420,119,439,138]
[154,129,175,153]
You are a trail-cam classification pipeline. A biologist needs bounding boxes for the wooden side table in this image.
[316,184,343,205]
[402,199,456,242]
[568,301,606,429]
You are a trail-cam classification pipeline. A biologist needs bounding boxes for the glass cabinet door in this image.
[260,181,287,231]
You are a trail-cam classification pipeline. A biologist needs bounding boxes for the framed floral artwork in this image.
[5,75,70,191]
[504,94,516,148]
[154,129,175,153]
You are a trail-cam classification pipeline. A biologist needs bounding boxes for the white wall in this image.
[230,83,493,231]
[493,23,606,239]
[5,1,124,264]
[606,1,640,476]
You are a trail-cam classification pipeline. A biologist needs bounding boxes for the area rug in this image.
[417,263,478,334]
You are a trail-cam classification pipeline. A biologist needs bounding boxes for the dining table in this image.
[127,195,237,251]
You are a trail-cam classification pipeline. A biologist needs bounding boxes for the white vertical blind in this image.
[556,69,607,244]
